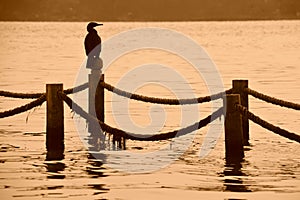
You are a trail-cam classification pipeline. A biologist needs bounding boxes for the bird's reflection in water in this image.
[223,158,251,192]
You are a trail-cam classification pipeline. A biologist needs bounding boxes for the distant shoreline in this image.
[1,0,299,22]
[1,18,300,23]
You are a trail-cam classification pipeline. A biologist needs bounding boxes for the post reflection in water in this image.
[87,153,108,178]
[45,147,66,179]
[87,128,108,178]
[43,131,110,196]
[45,161,66,179]
[223,157,251,192]
[86,133,110,194]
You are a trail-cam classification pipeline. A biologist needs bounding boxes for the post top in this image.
[46,83,63,86]
[232,80,248,83]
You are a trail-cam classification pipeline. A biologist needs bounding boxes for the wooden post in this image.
[95,74,104,122]
[89,70,99,120]
[88,70,102,130]
[88,70,105,149]
[224,94,244,161]
[46,84,64,160]
[232,80,249,146]
[97,74,106,149]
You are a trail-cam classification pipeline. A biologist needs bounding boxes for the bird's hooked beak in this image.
[87,22,103,32]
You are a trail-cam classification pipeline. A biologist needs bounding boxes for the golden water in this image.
[0,21,299,199]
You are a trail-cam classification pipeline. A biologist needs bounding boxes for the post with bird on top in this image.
[84,22,105,150]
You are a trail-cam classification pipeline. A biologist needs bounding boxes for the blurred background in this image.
[0,0,300,22]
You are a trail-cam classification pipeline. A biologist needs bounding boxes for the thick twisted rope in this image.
[63,83,89,95]
[246,88,300,110]
[101,82,232,105]
[0,83,88,99]
[60,92,223,141]
[0,94,46,118]
[0,91,43,99]
[236,104,300,143]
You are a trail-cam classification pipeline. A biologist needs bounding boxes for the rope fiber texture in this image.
[101,82,232,105]
[246,88,300,110]
[63,83,89,95]
[0,83,88,99]
[0,91,43,99]
[60,92,223,141]
[236,104,300,143]
[0,94,46,118]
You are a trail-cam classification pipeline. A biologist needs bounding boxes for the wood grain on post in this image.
[88,71,98,120]
[95,74,104,122]
[232,80,249,146]
[46,84,64,160]
[88,70,101,132]
[224,94,244,161]
[88,70,105,149]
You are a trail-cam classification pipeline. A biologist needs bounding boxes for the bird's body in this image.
[84,29,101,56]
[84,22,103,69]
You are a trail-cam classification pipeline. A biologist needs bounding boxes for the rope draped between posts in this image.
[0,91,43,99]
[101,82,232,105]
[60,91,223,141]
[0,82,89,99]
[0,94,46,118]
[63,82,89,95]
[0,83,88,119]
[235,104,300,143]
[246,88,300,110]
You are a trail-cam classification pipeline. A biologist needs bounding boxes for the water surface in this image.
[0,21,300,199]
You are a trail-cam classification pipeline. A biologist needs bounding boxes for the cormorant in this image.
[84,22,103,69]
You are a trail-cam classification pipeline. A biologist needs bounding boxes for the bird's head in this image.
[87,22,103,32]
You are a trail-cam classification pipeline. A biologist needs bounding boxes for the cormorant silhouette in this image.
[84,22,103,69]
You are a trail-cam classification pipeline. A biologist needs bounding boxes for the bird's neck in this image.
[88,29,97,33]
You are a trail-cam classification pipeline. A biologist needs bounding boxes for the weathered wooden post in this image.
[88,69,105,149]
[46,84,64,160]
[232,80,249,146]
[95,74,105,122]
[224,94,244,161]
[88,70,103,123]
